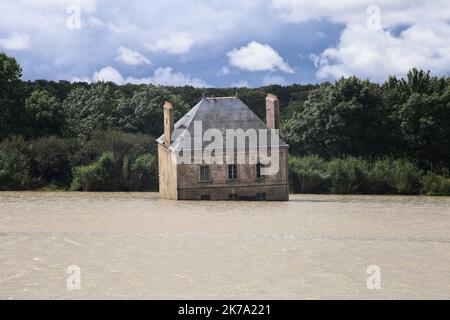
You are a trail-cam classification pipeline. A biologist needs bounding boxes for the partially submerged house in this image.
[156,94,289,200]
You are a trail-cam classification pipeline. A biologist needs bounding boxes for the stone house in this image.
[156,94,289,200]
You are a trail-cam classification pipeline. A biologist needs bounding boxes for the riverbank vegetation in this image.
[289,156,449,195]
[1,52,449,194]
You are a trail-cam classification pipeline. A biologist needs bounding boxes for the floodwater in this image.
[0,192,450,299]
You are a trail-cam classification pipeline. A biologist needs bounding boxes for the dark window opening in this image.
[256,163,262,179]
[229,194,239,200]
[228,164,237,180]
[256,193,266,201]
[200,195,210,200]
[200,165,209,181]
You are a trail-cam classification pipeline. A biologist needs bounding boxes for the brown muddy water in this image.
[0,192,450,299]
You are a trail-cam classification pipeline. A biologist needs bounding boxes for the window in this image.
[200,195,210,200]
[228,165,237,180]
[229,194,239,200]
[256,163,262,179]
[256,193,266,201]
[199,165,209,181]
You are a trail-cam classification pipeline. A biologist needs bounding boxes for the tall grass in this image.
[71,152,120,191]
[289,156,448,195]
[326,157,369,194]
[70,151,158,191]
[289,155,328,193]
[421,172,450,196]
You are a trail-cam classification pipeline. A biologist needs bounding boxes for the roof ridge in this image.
[204,96,237,99]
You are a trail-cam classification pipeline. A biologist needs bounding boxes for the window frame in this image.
[228,164,238,180]
[199,165,210,182]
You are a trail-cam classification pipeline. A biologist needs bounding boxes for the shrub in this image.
[0,136,42,190]
[73,129,156,167]
[421,172,450,196]
[130,154,158,191]
[390,159,421,194]
[29,136,80,186]
[326,157,369,194]
[289,155,328,193]
[366,159,397,194]
[71,152,120,191]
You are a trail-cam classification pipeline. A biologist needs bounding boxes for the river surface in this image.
[0,192,450,299]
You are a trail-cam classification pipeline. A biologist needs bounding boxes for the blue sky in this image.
[1,0,449,87]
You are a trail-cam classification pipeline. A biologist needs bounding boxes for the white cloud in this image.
[0,33,30,50]
[312,23,450,81]
[128,67,210,87]
[93,66,126,84]
[226,41,294,73]
[116,46,151,66]
[272,0,450,80]
[76,66,209,87]
[218,66,230,75]
[147,32,196,55]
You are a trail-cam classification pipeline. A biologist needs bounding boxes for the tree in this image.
[25,90,64,137]
[383,69,450,168]
[116,86,189,136]
[0,52,23,139]
[283,77,389,158]
[62,82,123,137]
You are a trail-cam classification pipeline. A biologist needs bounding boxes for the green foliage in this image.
[62,83,124,137]
[389,159,422,195]
[289,156,438,195]
[0,52,24,139]
[71,151,158,192]
[421,172,450,196]
[283,78,387,158]
[0,52,449,194]
[130,154,158,191]
[25,90,64,137]
[29,136,80,186]
[366,159,397,194]
[289,155,328,193]
[117,86,189,136]
[326,157,369,194]
[0,136,41,190]
[71,152,120,191]
[74,129,156,166]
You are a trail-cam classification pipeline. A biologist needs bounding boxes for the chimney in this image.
[266,93,280,129]
[163,101,174,147]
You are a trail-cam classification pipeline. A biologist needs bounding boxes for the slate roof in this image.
[156,97,288,151]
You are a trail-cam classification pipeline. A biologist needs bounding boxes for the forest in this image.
[1,52,449,195]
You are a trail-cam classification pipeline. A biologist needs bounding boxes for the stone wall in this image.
[175,148,289,201]
[157,144,178,199]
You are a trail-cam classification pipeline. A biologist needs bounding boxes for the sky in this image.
[0,0,449,87]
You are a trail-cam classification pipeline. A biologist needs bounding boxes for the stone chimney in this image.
[266,93,280,130]
[163,101,174,147]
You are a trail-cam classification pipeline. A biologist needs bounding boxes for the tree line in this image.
[1,52,449,194]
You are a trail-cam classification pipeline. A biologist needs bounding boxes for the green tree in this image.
[62,82,123,137]
[0,136,40,190]
[116,86,189,136]
[283,77,391,158]
[25,90,64,137]
[0,52,23,139]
